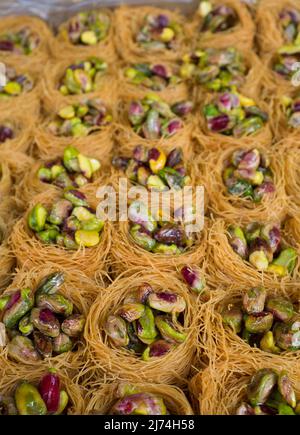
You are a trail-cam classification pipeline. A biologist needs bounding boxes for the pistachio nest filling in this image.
[180,47,247,92]
[128,200,195,255]
[273,46,300,81]
[273,9,300,81]
[198,1,238,33]
[222,148,275,202]
[124,63,182,91]
[112,146,191,192]
[108,385,169,415]
[236,369,299,415]
[281,94,300,128]
[58,57,108,96]
[222,287,300,354]
[0,66,33,98]
[0,123,14,143]
[0,272,85,362]
[228,222,297,276]
[47,99,112,138]
[203,92,268,137]
[37,146,101,190]
[0,371,70,415]
[279,8,300,45]
[27,190,104,249]
[127,94,193,139]
[135,13,182,51]
[104,282,187,361]
[65,11,110,46]
[0,27,40,55]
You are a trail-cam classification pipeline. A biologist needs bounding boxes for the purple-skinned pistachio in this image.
[244,312,274,333]
[244,106,269,122]
[244,222,261,242]
[236,402,255,415]
[18,315,33,336]
[217,92,239,112]
[36,293,73,316]
[36,272,65,296]
[278,371,297,408]
[166,148,183,168]
[61,314,85,337]
[249,237,273,263]
[33,331,53,358]
[105,315,129,347]
[130,224,156,251]
[228,226,248,259]
[233,117,264,138]
[171,101,193,117]
[30,308,60,338]
[221,305,243,333]
[135,306,157,344]
[207,114,230,132]
[253,182,275,202]
[116,303,145,323]
[288,111,300,128]
[63,189,88,206]
[129,101,146,126]
[243,287,266,314]
[291,100,300,113]
[260,223,281,253]
[149,147,166,173]
[142,110,161,140]
[265,297,294,322]
[154,224,186,247]
[125,159,140,182]
[63,233,78,250]
[181,266,206,293]
[0,395,18,415]
[156,14,169,28]
[126,322,146,355]
[195,65,219,84]
[137,166,151,186]
[53,333,73,354]
[48,199,73,226]
[247,369,278,406]
[38,168,52,183]
[136,283,153,303]
[202,7,234,32]
[0,40,14,51]
[147,291,186,313]
[142,339,173,360]
[3,288,34,330]
[8,335,40,362]
[112,156,130,170]
[234,168,264,185]
[274,317,300,350]
[231,149,246,167]
[128,201,157,233]
[133,145,149,163]
[152,100,174,119]
[164,119,183,136]
[260,153,271,168]
[155,316,187,343]
[238,149,260,170]
[0,125,14,143]
[110,392,168,415]
[151,64,169,78]
[53,172,75,190]
[63,215,81,233]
